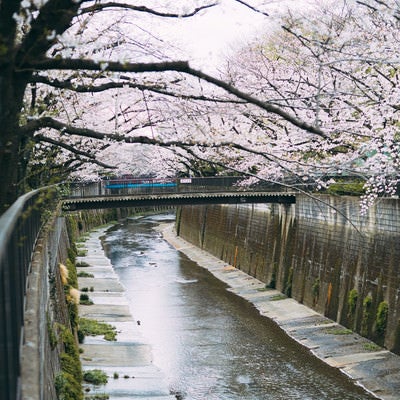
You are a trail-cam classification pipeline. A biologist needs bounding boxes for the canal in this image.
[102,213,376,400]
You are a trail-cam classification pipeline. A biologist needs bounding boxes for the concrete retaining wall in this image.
[176,195,400,353]
[20,214,70,400]
[20,208,129,400]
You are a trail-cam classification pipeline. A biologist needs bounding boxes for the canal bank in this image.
[76,226,175,399]
[160,222,400,400]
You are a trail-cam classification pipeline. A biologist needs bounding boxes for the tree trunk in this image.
[0,68,30,213]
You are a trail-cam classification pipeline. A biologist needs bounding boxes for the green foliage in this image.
[60,327,81,366]
[284,266,293,297]
[66,258,78,288]
[375,301,389,337]
[61,353,82,383]
[76,234,90,243]
[78,318,117,342]
[84,394,109,400]
[68,298,79,330]
[0,44,8,56]
[270,293,287,301]
[77,329,85,344]
[326,180,365,196]
[67,246,77,264]
[347,289,358,317]
[361,295,373,337]
[363,342,381,351]
[103,331,117,341]
[55,371,83,400]
[76,261,90,268]
[80,293,94,305]
[55,325,83,400]
[325,327,353,335]
[83,370,108,385]
[77,271,94,278]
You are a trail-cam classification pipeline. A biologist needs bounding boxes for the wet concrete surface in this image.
[77,227,176,400]
[160,223,400,400]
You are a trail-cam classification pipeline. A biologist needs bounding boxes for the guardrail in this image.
[66,176,293,198]
[0,188,56,400]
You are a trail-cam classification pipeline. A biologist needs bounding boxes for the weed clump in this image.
[375,301,389,343]
[55,326,83,400]
[76,261,91,268]
[79,293,94,305]
[78,271,94,278]
[78,318,117,342]
[83,370,108,385]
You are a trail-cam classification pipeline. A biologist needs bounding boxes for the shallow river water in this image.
[102,213,376,400]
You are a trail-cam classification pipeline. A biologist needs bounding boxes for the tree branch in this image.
[233,0,269,16]
[185,66,329,138]
[25,58,329,138]
[0,1,19,63]
[16,0,81,67]
[23,116,182,146]
[30,74,246,103]
[79,2,218,18]
[34,133,117,169]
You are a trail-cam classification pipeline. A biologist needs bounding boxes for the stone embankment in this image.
[76,227,175,400]
[160,223,400,400]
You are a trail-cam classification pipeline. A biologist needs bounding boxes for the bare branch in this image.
[33,134,117,169]
[23,58,191,74]
[23,116,182,146]
[355,1,378,12]
[30,74,246,103]
[233,0,269,16]
[80,2,218,18]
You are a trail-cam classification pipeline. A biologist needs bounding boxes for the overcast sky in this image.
[157,0,319,72]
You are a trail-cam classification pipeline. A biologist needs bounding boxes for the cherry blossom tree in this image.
[1,0,330,213]
[3,0,400,214]
[178,0,400,209]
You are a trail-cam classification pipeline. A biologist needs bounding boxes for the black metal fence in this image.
[0,189,55,400]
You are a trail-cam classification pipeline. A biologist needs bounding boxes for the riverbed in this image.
[99,213,377,400]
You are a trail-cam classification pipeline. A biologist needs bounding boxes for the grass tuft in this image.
[78,318,117,342]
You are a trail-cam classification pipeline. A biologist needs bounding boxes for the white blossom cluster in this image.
[18,0,400,204]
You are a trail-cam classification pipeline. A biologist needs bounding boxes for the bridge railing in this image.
[0,188,57,400]
[66,176,293,198]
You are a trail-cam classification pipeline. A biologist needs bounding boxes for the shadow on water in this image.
[103,213,376,400]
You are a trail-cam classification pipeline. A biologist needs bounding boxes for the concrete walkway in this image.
[76,227,175,400]
[159,223,400,400]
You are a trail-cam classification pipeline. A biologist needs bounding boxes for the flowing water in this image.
[102,213,376,400]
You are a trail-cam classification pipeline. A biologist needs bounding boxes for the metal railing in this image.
[0,188,56,400]
[66,176,292,198]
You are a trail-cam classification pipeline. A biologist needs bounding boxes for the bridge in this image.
[63,176,296,210]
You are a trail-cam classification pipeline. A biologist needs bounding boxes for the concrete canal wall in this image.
[176,195,400,354]
[20,208,128,400]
